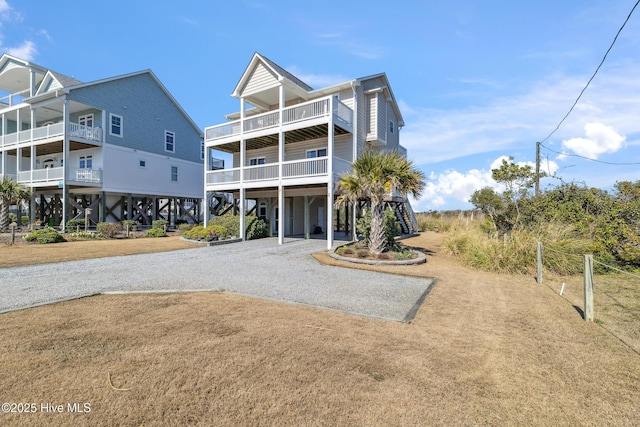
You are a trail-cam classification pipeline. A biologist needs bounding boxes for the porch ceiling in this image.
[16,141,97,157]
[213,124,350,154]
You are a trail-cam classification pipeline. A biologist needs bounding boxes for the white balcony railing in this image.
[0,122,103,147]
[17,167,64,184]
[244,163,279,181]
[16,167,102,185]
[68,123,103,143]
[31,122,64,142]
[205,96,353,142]
[73,168,102,183]
[206,168,240,185]
[282,157,327,178]
[0,89,29,107]
[206,157,348,186]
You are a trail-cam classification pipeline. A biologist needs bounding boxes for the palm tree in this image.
[337,150,425,254]
[0,177,28,230]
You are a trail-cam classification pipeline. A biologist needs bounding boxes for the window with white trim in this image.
[109,113,122,137]
[165,130,175,153]
[170,166,178,182]
[79,155,93,169]
[200,139,205,160]
[389,121,394,134]
[306,148,327,158]
[249,157,265,166]
[79,114,94,127]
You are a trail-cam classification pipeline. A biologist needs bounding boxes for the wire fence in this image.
[536,242,640,354]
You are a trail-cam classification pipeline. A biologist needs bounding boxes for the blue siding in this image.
[67,73,202,163]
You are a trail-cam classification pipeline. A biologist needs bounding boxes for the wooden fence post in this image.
[536,242,543,283]
[583,254,594,321]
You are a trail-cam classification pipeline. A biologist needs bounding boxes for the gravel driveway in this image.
[0,237,434,321]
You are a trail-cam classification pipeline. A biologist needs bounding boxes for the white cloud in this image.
[561,122,626,159]
[286,65,347,88]
[413,155,559,211]
[0,2,37,61]
[6,40,36,61]
[416,167,494,211]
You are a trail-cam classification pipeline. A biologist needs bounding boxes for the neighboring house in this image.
[0,54,203,229]
[204,52,418,249]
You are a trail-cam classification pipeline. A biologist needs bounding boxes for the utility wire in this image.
[540,142,640,165]
[540,0,640,143]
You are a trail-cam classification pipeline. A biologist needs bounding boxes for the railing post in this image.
[583,254,594,321]
[536,242,543,283]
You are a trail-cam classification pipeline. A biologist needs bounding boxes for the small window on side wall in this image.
[389,121,394,134]
[165,130,175,153]
[139,160,146,168]
[110,113,123,137]
[171,166,178,182]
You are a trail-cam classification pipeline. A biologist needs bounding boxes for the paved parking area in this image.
[0,238,434,321]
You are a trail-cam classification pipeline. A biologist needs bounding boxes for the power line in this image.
[540,0,640,143]
[540,142,640,165]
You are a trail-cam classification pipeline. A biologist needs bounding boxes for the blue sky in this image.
[2,0,639,211]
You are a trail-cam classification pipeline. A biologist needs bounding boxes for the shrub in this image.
[66,219,85,230]
[122,220,137,231]
[97,222,120,238]
[178,223,194,232]
[68,231,98,239]
[355,249,370,258]
[146,228,167,238]
[8,212,17,224]
[23,227,65,244]
[246,216,268,240]
[209,215,241,236]
[182,224,228,240]
[152,219,169,230]
[21,216,29,227]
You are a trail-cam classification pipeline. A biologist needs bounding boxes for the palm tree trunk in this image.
[368,200,386,255]
[0,197,9,230]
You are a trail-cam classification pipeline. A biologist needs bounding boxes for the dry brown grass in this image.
[1,232,639,425]
[0,233,193,268]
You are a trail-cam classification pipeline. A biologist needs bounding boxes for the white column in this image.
[239,98,246,240]
[16,109,22,177]
[62,99,70,231]
[326,97,336,250]
[30,70,36,97]
[278,186,284,244]
[277,85,285,245]
[203,140,209,227]
[304,195,310,240]
[239,188,246,240]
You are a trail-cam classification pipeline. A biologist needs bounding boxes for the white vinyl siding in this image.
[242,63,279,97]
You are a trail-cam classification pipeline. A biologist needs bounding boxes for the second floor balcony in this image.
[16,167,103,187]
[205,156,353,189]
[0,122,103,149]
